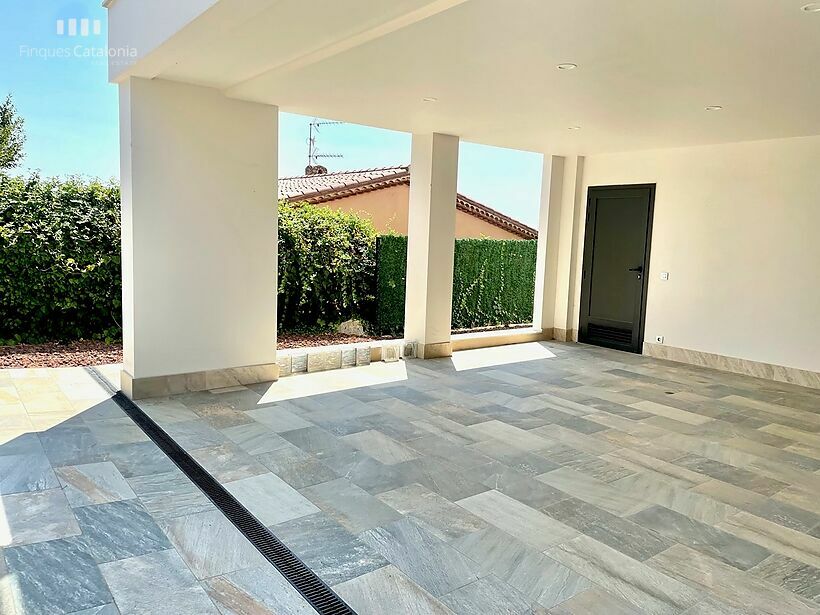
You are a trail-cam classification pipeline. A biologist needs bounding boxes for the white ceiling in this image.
[113,0,820,155]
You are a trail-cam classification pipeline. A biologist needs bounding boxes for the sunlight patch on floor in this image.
[0,569,22,613]
[0,495,11,548]
[0,366,115,438]
[0,409,33,447]
[258,359,409,403]
[450,342,557,371]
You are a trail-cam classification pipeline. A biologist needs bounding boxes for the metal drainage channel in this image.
[87,368,357,615]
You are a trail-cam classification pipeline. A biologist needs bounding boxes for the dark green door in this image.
[579,185,655,353]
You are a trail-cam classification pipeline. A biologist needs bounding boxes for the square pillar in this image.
[119,77,279,398]
[533,155,564,335]
[404,133,459,359]
[564,156,587,335]
[533,154,584,341]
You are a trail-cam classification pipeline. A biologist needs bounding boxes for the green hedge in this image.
[0,174,122,343]
[374,235,537,336]
[0,178,379,343]
[278,201,376,331]
[374,235,408,336]
[452,238,537,329]
[0,175,534,343]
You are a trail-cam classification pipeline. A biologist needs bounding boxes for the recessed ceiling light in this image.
[801,3,820,12]
[557,63,578,70]
[567,125,581,130]
[705,105,723,111]
[422,97,438,102]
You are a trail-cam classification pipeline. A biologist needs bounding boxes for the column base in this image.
[415,341,453,359]
[553,328,578,342]
[121,363,279,400]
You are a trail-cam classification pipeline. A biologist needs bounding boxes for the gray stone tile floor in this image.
[2,341,820,614]
[0,368,316,615]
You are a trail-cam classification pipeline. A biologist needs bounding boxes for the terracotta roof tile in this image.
[279,166,537,239]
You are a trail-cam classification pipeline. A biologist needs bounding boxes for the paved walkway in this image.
[2,342,820,614]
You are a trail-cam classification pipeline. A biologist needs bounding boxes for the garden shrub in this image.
[0,174,122,344]
[278,201,377,331]
[374,236,537,336]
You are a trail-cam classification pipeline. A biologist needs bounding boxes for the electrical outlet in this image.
[655,335,664,344]
[660,271,669,281]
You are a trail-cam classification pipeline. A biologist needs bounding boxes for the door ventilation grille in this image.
[588,324,632,344]
[86,369,356,615]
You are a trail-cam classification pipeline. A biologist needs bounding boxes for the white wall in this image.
[120,77,278,379]
[578,135,820,372]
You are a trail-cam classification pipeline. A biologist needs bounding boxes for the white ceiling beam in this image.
[225,0,469,99]
[107,0,274,83]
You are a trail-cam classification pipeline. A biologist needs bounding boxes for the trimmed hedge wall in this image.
[452,238,537,329]
[277,201,376,331]
[374,235,408,336]
[374,235,537,336]
[0,175,122,344]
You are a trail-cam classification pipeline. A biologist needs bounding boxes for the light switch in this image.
[660,271,669,281]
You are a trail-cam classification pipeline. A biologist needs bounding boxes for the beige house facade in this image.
[279,166,537,240]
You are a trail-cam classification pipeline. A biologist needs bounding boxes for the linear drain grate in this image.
[88,369,356,615]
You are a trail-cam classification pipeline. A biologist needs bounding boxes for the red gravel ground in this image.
[278,332,378,348]
[1,327,531,368]
[0,341,124,369]
[0,333,379,369]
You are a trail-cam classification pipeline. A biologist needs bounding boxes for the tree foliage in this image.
[0,95,25,171]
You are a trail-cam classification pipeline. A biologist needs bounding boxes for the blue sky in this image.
[0,0,543,227]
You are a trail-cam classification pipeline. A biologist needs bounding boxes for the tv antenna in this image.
[306,118,343,174]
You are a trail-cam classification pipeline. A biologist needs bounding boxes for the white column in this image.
[533,155,584,341]
[565,156,587,335]
[533,155,564,333]
[404,133,459,359]
[119,77,279,398]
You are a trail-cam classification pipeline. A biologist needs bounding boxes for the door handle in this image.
[628,265,643,273]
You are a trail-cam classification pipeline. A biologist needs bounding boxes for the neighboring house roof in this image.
[279,165,537,240]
